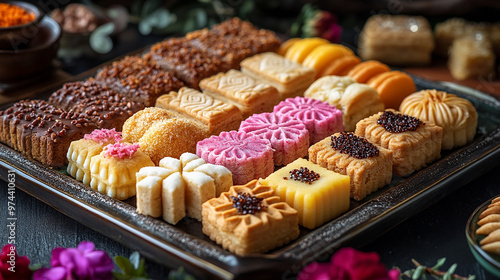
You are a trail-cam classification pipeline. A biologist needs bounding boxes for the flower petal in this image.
[298,262,333,280]
[84,251,114,279]
[59,248,90,279]
[77,241,95,254]
[50,248,65,267]
[33,267,67,280]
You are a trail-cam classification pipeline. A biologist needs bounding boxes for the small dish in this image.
[0,15,60,83]
[466,195,500,277]
[0,1,43,50]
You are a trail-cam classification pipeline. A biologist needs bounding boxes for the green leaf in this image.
[412,266,425,280]
[89,22,114,54]
[168,267,196,280]
[432,258,446,270]
[114,255,135,275]
[446,263,457,275]
[129,251,141,270]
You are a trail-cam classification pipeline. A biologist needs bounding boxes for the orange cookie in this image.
[347,60,390,83]
[277,37,301,56]
[320,55,361,77]
[368,71,416,109]
[285,37,329,63]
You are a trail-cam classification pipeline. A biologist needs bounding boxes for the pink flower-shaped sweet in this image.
[33,241,113,280]
[196,130,273,185]
[239,112,309,166]
[103,142,139,159]
[274,96,344,144]
[0,244,32,280]
[298,247,400,280]
[84,128,122,145]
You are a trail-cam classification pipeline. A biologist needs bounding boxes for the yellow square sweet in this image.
[261,158,350,229]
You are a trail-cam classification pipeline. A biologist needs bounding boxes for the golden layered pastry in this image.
[309,132,393,201]
[156,87,242,136]
[201,180,299,256]
[358,14,434,65]
[199,69,280,119]
[304,75,384,131]
[262,158,350,229]
[240,52,316,100]
[477,196,500,254]
[355,110,443,177]
[399,89,478,150]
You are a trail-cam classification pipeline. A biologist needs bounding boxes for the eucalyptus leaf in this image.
[412,266,425,280]
[432,258,446,270]
[89,22,114,54]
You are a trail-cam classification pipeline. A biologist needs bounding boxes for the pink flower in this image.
[298,248,400,280]
[33,241,113,280]
[0,244,32,280]
[304,11,343,43]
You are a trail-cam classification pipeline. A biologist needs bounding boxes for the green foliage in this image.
[112,251,151,280]
[167,267,196,280]
[399,258,476,280]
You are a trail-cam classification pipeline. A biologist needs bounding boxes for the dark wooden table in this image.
[0,20,499,280]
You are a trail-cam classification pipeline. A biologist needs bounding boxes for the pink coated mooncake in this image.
[273,96,344,144]
[239,112,309,166]
[196,130,274,185]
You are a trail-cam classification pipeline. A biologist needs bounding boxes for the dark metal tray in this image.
[0,73,499,280]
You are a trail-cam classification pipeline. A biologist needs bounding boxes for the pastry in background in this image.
[202,180,299,256]
[399,89,478,150]
[304,75,384,131]
[309,132,392,201]
[273,96,344,144]
[90,143,154,200]
[355,110,442,177]
[155,87,242,136]
[240,52,316,100]
[347,60,390,83]
[358,14,434,66]
[448,33,496,81]
[67,129,122,185]
[239,112,310,166]
[199,70,280,119]
[367,71,416,109]
[197,130,274,185]
[262,158,350,229]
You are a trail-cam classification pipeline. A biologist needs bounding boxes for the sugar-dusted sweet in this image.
[197,130,274,185]
[304,75,384,131]
[308,132,392,201]
[67,129,122,185]
[155,87,242,136]
[367,71,416,109]
[448,33,495,81]
[199,69,280,119]
[239,112,309,166]
[355,110,442,177]
[273,96,344,144]
[262,158,350,229]
[201,179,299,256]
[358,14,434,66]
[240,52,316,100]
[399,89,477,150]
[122,107,173,144]
[90,143,154,200]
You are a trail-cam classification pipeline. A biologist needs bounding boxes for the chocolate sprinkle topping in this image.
[286,167,320,184]
[377,110,424,133]
[331,132,379,159]
[230,193,266,215]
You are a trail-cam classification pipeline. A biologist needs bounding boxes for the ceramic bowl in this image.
[0,15,60,82]
[0,1,44,50]
[466,195,500,277]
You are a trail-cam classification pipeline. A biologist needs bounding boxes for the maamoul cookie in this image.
[239,112,309,166]
[201,179,299,256]
[355,110,442,177]
[90,143,154,200]
[262,158,350,229]
[304,75,384,131]
[240,52,316,100]
[67,129,122,185]
[199,69,280,119]
[155,87,242,136]
[367,71,416,109]
[399,89,478,150]
[308,132,392,201]
[358,14,434,65]
[196,130,274,185]
[273,96,344,144]
[448,33,495,81]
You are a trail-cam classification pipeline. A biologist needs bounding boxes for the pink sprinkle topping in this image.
[84,128,122,145]
[103,143,140,159]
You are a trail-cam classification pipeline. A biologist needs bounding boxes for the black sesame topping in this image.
[288,167,320,184]
[230,193,266,215]
[377,110,424,133]
[331,132,379,159]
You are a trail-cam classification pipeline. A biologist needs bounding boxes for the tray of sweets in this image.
[1,24,500,280]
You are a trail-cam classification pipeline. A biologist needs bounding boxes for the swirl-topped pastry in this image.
[399,89,478,150]
[239,112,309,166]
[196,130,273,185]
[273,96,344,144]
[201,179,299,256]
